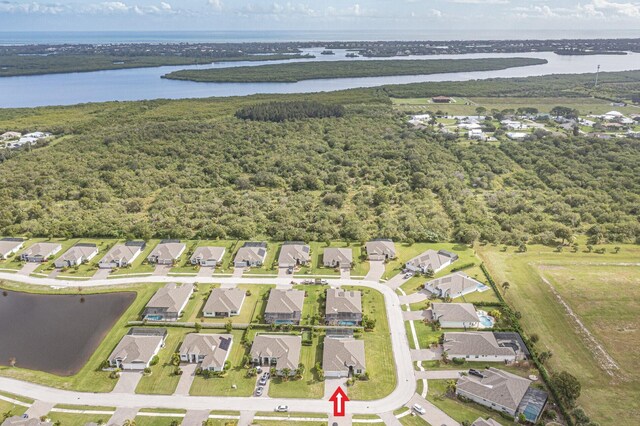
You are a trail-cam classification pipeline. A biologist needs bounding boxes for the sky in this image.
[0,0,639,34]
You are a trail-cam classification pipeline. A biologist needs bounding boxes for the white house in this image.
[424,272,485,299]
[468,129,486,141]
[179,333,233,372]
[405,249,458,274]
[99,241,145,269]
[506,132,528,140]
[443,332,516,362]
[108,328,167,370]
[0,238,24,260]
[190,246,226,267]
[54,243,99,269]
[426,303,480,329]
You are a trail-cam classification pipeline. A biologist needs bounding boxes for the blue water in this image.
[479,316,494,328]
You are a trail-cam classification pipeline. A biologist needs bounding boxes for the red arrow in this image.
[329,386,349,416]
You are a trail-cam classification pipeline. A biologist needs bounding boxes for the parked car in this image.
[255,386,264,396]
[412,404,426,415]
[275,405,288,412]
[259,377,267,385]
[287,266,294,274]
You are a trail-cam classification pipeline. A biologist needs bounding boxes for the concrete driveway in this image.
[174,364,197,396]
[107,407,139,426]
[340,268,351,280]
[323,378,347,400]
[385,273,411,290]
[232,267,244,278]
[411,348,442,362]
[25,401,53,419]
[181,409,210,426]
[399,291,429,305]
[364,260,385,282]
[402,310,426,321]
[405,394,459,426]
[18,262,39,276]
[197,266,214,277]
[91,268,111,280]
[153,265,171,276]
[112,371,143,394]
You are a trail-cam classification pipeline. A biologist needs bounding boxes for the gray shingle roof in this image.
[203,288,246,314]
[234,242,267,263]
[365,240,396,257]
[56,243,98,263]
[180,333,233,370]
[145,283,194,314]
[109,334,165,365]
[326,288,362,316]
[278,242,310,266]
[21,242,61,257]
[457,367,532,412]
[265,289,305,315]
[427,273,482,296]
[443,332,516,357]
[323,248,352,265]
[250,334,302,370]
[430,303,479,323]
[100,243,141,264]
[191,246,226,263]
[0,238,23,256]
[148,242,186,262]
[406,249,456,271]
[323,337,365,373]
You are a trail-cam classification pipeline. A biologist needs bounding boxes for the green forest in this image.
[163,57,548,82]
[0,72,638,245]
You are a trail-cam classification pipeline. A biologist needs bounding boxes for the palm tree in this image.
[281,368,291,380]
[123,420,136,426]
[445,379,457,395]
[501,282,510,293]
[440,350,449,364]
[8,357,16,367]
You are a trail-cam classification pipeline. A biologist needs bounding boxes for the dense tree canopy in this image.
[235,101,345,122]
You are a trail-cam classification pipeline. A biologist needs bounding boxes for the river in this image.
[1,48,639,108]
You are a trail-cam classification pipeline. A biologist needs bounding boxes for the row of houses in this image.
[108,328,365,378]
[0,131,52,149]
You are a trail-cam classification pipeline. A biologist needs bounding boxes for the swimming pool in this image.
[479,315,494,328]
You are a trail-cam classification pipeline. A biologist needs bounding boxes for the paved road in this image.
[405,394,459,426]
[0,273,416,417]
[414,370,465,380]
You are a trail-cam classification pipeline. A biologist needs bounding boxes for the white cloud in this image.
[208,0,223,11]
[451,0,510,4]
[581,0,640,17]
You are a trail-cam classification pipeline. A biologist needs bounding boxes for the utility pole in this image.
[594,64,601,88]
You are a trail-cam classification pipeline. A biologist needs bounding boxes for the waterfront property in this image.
[233,242,268,268]
[202,287,246,318]
[179,333,233,372]
[53,243,99,269]
[190,246,226,267]
[442,332,517,362]
[99,241,145,269]
[0,237,24,259]
[425,303,480,329]
[364,239,396,261]
[456,368,548,423]
[142,282,194,321]
[405,249,458,274]
[108,328,167,371]
[278,242,311,268]
[325,288,362,326]
[263,289,304,325]
[322,247,353,269]
[424,272,488,299]
[19,242,61,263]
[250,334,302,376]
[146,240,186,265]
[322,337,366,378]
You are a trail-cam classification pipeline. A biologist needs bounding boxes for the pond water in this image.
[1,49,639,108]
[0,289,135,376]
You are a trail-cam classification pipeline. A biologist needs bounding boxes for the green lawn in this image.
[189,330,255,397]
[32,238,121,278]
[251,285,277,324]
[405,320,442,350]
[342,286,396,400]
[0,398,28,418]
[238,241,280,275]
[478,242,640,426]
[293,285,324,326]
[188,284,273,325]
[386,243,480,281]
[398,412,431,426]
[0,282,160,392]
[169,240,238,274]
[267,333,324,399]
[133,416,185,426]
[300,241,369,277]
[427,380,512,425]
[136,328,190,395]
[47,412,111,426]
[0,238,76,272]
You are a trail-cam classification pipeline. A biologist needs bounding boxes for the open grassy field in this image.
[385,242,480,281]
[477,242,640,425]
[0,281,160,392]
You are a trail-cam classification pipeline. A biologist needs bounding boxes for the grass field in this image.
[0,281,160,392]
[47,412,111,426]
[477,242,640,426]
[0,398,28,418]
[133,416,185,426]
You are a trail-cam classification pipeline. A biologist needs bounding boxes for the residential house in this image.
[442,332,517,362]
[250,334,302,375]
[1,417,52,426]
[54,243,99,269]
[19,242,62,263]
[432,96,452,103]
[202,288,246,318]
[278,242,311,268]
[108,328,167,370]
[147,240,186,265]
[179,333,233,372]
[457,368,548,422]
[325,288,362,325]
[424,272,485,299]
[142,283,194,321]
[98,241,145,269]
[233,242,268,268]
[468,129,487,141]
[506,132,528,140]
[322,247,353,269]
[364,239,396,261]
[264,289,305,324]
[471,418,501,426]
[425,303,480,329]
[323,337,366,378]
[190,246,226,267]
[0,238,24,259]
[408,114,431,126]
[500,120,527,130]
[0,131,21,141]
[405,249,458,274]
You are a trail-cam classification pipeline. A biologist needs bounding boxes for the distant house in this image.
[147,240,186,265]
[263,289,305,325]
[0,238,24,259]
[471,418,501,426]
[1,417,52,426]
[108,328,167,370]
[468,129,486,141]
[432,96,452,104]
[323,337,366,378]
[190,246,226,267]
[202,288,246,318]
[234,242,268,268]
[506,132,528,140]
[19,242,62,263]
[322,247,353,269]
[250,334,301,375]
[54,243,99,269]
[457,368,548,422]
[364,239,396,261]
[425,303,479,329]
[424,272,485,299]
[405,249,458,274]
[500,120,527,130]
[278,242,311,268]
[442,332,517,362]
[179,333,233,372]
[99,241,145,269]
[142,282,194,321]
[0,131,21,141]
[325,288,362,325]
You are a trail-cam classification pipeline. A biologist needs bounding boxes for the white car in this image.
[275,405,289,412]
[412,404,426,415]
